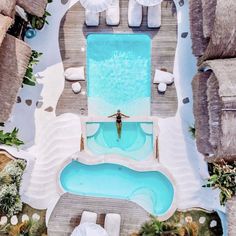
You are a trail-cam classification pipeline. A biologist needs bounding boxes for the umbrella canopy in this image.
[136,0,163,7]
[80,0,113,13]
[71,223,108,236]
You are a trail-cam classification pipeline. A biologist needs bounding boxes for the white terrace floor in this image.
[0,0,224,224]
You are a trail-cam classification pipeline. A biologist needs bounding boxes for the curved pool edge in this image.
[57,152,178,221]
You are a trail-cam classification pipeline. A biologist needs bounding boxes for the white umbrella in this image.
[80,0,113,13]
[71,223,108,236]
[135,0,163,7]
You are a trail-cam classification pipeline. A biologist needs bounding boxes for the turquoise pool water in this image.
[86,122,153,160]
[87,33,151,116]
[60,161,174,216]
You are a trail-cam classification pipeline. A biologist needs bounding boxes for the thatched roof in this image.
[0,14,13,46]
[192,71,213,155]
[192,58,236,161]
[226,195,236,236]
[0,34,31,122]
[189,0,236,62]
[17,0,48,17]
[201,0,217,38]
[201,0,236,62]
[0,0,16,18]
[189,0,208,57]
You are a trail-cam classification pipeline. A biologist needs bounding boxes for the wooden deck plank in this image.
[48,193,150,236]
[56,0,178,117]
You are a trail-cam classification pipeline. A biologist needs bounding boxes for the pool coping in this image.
[57,149,178,221]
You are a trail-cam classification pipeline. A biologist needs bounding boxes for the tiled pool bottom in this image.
[60,161,174,216]
[86,122,153,160]
[87,33,151,116]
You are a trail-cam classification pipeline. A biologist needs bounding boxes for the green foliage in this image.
[188,125,195,139]
[23,50,43,86]
[139,216,178,236]
[0,128,24,147]
[203,160,236,205]
[27,1,53,30]
[0,184,22,217]
[0,160,26,217]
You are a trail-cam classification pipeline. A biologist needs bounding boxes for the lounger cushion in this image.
[106,0,120,26]
[80,211,97,224]
[104,213,121,236]
[64,67,85,81]
[128,0,142,27]
[148,4,161,28]
[85,10,99,26]
[153,69,174,84]
[158,82,167,92]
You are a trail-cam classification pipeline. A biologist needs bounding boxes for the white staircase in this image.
[22,113,81,209]
[158,116,221,211]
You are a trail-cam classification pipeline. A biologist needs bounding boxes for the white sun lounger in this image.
[104,213,121,236]
[147,4,161,28]
[128,0,142,27]
[80,211,97,224]
[85,10,99,26]
[106,0,120,26]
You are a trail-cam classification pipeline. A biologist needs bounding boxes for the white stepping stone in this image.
[158,82,167,93]
[10,215,18,225]
[22,214,29,222]
[199,216,206,224]
[32,213,40,221]
[72,82,82,94]
[64,67,85,81]
[210,220,217,228]
[0,216,7,225]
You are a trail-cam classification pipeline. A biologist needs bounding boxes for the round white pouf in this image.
[210,220,217,228]
[199,216,206,224]
[10,215,18,225]
[0,216,8,225]
[158,83,167,93]
[72,82,82,94]
[22,214,29,222]
[32,213,40,221]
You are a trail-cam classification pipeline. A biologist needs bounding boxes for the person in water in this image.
[108,110,129,139]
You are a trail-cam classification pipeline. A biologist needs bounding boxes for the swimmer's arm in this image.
[121,113,130,118]
[108,114,116,118]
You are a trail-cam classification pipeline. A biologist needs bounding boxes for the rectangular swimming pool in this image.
[87,34,151,116]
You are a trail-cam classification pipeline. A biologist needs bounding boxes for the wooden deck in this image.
[48,193,150,236]
[56,0,178,117]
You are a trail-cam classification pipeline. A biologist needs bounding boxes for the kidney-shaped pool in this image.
[60,160,175,216]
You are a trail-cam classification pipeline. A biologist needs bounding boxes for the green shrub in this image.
[0,184,23,217]
[0,128,24,147]
[203,160,236,205]
[23,50,43,86]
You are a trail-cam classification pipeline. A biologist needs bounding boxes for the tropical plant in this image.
[23,50,43,86]
[139,216,178,236]
[177,222,198,236]
[3,160,27,189]
[0,128,24,147]
[0,184,23,217]
[203,160,236,205]
[0,172,13,186]
[27,0,53,30]
[188,125,195,139]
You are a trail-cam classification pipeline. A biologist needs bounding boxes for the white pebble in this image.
[210,220,217,228]
[10,215,18,225]
[199,216,206,224]
[32,213,40,221]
